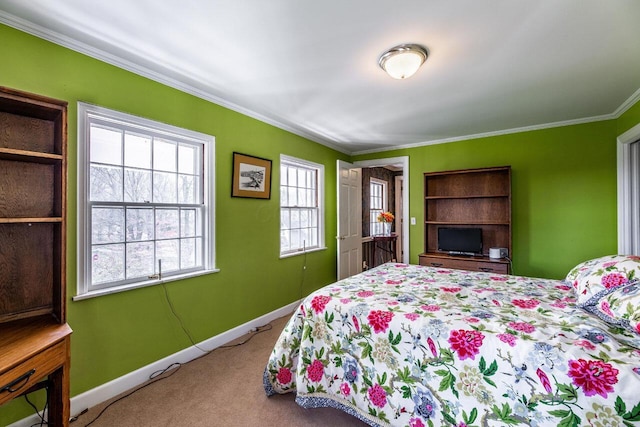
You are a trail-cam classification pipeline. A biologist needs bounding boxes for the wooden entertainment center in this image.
[0,87,71,426]
[419,166,511,274]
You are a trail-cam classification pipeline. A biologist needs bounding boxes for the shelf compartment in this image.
[0,159,61,218]
[0,223,61,323]
[426,197,509,223]
[425,168,510,198]
[425,223,509,255]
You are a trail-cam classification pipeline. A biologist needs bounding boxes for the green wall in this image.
[355,120,622,280]
[1,21,639,425]
[0,24,348,424]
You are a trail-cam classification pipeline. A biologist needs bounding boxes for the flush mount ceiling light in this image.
[378,43,428,80]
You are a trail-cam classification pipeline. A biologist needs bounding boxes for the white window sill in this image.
[72,268,220,301]
[279,246,327,259]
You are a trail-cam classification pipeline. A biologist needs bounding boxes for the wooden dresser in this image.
[418,253,509,274]
[0,87,71,426]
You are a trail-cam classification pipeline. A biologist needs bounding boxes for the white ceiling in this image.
[1,1,639,154]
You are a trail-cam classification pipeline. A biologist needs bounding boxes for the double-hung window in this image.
[280,155,324,256]
[370,178,387,236]
[77,103,215,298]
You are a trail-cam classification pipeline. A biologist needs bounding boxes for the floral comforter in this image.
[263,263,640,427]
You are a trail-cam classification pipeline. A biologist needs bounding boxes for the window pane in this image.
[90,164,123,202]
[288,167,297,187]
[309,227,318,246]
[92,244,125,284]
[178,144,197,174]
[280,185,288,206]
[156,239,179,272]
[288,187,297,206]
[92,207,124,244]
[280,229,290,252]
[153,171,177,203]
[281,165,289,186]
[180,209,196,237]
[124,133,151,169]
[178,174,196,204]
[126,242,154,279]
[180,238,197,269]
[308,170,316,189]
[154,139,177,172]
[126,208,154,241]
[291,209,300,229]
[290,229,300,250]
[90,125,122,165]
[299,209,309,228]
[297,189,306,207]
[156,209,179,239]
[281,209,290,230]
[298,169,306,188]
[124,168,152,203]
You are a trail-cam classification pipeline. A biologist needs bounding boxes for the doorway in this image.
[336,156,409,279]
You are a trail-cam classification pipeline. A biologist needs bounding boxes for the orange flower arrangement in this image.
[377,211,394,223]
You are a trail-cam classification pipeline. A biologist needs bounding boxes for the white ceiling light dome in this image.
[378,44,428,80]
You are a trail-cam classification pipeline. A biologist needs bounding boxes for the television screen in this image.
[437,227,483,255]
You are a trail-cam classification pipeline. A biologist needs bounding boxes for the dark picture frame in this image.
[231,152,272,199]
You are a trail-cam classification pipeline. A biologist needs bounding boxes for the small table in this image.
[0,317,72,427]
[372,234,398,267]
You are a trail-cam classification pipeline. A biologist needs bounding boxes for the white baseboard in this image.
[8,301,300,427]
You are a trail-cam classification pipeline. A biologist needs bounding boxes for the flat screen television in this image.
[437,227,483,255]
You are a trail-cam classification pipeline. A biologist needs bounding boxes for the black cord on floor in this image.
[77,362,182,427]
[70,285,273,426]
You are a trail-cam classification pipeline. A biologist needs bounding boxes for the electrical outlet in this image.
[410,217,416,225]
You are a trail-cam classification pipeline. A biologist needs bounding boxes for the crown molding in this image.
[352,113,615,156]
[0,11,350,155]
[2,10,638,158]
[612,87,640,118]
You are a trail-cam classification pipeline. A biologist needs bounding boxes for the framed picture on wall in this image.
[231,152,272,199]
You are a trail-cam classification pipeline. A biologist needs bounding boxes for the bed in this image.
[263,257,640,426]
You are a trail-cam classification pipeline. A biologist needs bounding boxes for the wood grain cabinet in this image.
[420,166,512,274]
[0,87,71,426]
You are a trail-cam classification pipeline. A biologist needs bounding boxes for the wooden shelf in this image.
[0,87,70,426]
[0,147,63,164]
[425,221,510,225]
[423,166,512,271]
[425,194,509,200]
[0,217,63,224]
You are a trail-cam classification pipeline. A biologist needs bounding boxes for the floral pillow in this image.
[580,280,640,335]
[565,254,640,304]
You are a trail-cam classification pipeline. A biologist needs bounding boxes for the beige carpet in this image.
[72,314,367,427]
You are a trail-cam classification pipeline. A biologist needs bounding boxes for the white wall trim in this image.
[2,10,638,158]
[0,11,349,156]
[353,114,614,156]
[617,122,640,254]
[613,87,640,119]
[354,156,410,264]
[8,301,301,427]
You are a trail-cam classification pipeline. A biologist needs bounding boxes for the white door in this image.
[394,175,404,262]
[337,160,362,280]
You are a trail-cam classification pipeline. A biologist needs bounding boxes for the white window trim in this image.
[75,102,218,300]
[617,121,640,255]
[370,177,388,236]
[279,154,326,258]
